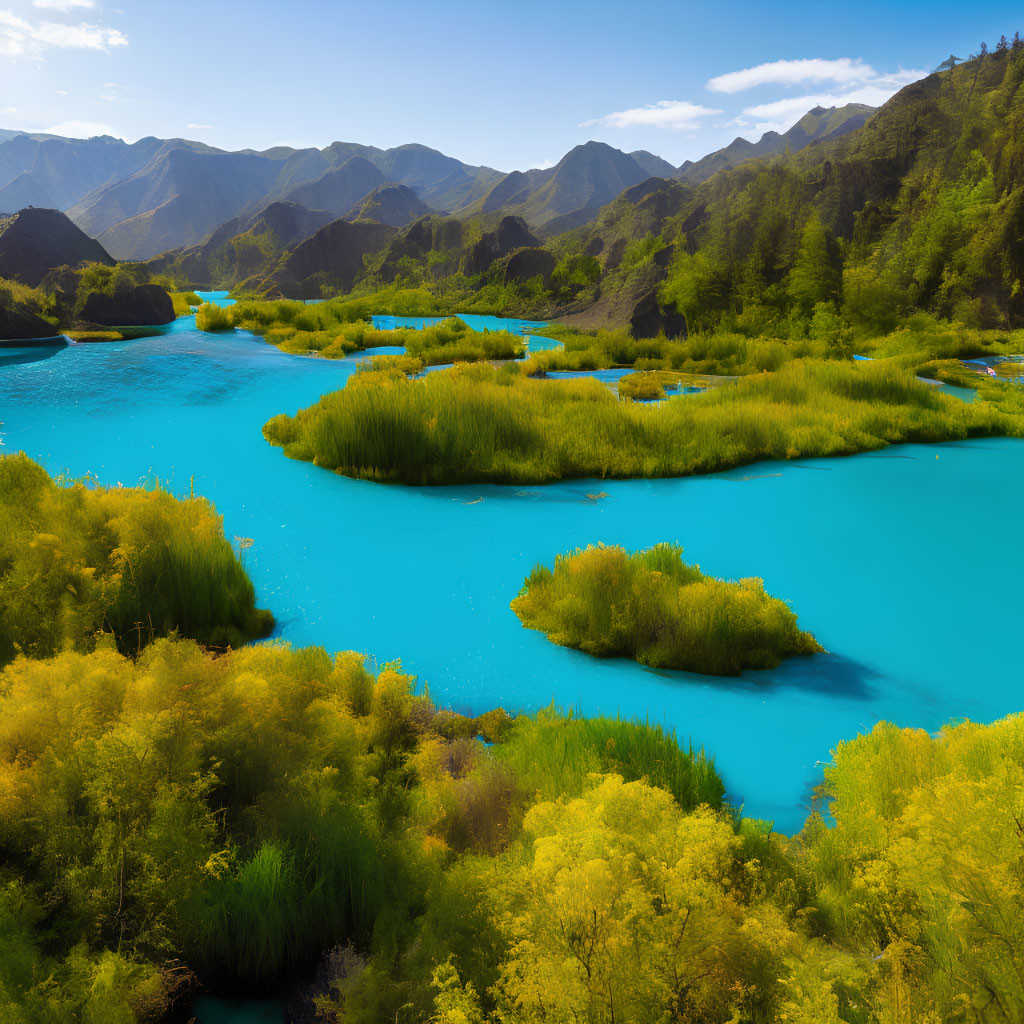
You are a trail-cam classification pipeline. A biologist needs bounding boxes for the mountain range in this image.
[0,103,873,261]
[3,46,1022,341]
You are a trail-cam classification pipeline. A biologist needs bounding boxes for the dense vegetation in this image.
[5,37,1024,1024]
[512,543,822,675]
[1,630,1022,1023]
[263,356,1024,485]
[0,453,272,665]
[0,277,58,339]
[169,290,201,317]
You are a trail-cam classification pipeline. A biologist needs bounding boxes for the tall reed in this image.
[264,358,1023,485]
[0,453,272,664]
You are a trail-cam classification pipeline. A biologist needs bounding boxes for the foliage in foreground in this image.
[512,543,822,675]
[0,453,272,665]
[264,357,1024,484]
[1,635,1021,1024]
[0,639,719,1013]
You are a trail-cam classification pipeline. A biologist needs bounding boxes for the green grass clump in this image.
[495,708,724,811]
[64,330,125,342]
[0,453,272,665]
[264,357,1024,485]
[511,543,822,675]
[401,317,524,364]
[617,370,666,401]
[195,302,234,331]
[524,324,845,376]
[171,291,202,317]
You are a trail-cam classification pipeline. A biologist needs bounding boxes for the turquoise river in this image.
[2,309,1023,838]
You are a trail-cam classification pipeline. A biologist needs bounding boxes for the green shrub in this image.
[195,302,234,331]
[0,453,272,664]
[617,370,666,401]
[511,543,822,675]
[495,709,724,811]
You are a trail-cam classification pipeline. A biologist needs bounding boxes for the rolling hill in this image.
[0,207,114,287]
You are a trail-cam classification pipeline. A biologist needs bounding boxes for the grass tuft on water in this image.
[511,543,822,676]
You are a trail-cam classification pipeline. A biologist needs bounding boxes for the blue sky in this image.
[0,0,1019,170]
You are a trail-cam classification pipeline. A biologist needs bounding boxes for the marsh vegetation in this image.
[512,543,822,675]
[0,453,272,665]
[198,297,524,365]
[264,357,1023,485]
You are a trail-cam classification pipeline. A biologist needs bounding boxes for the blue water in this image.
[915,376,977,403]
[196,290,237,308]
[2,316,1023,835]
[370,312,563,353]
[962,354,1024,384]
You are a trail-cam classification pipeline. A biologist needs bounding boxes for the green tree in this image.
[788,215,842,316]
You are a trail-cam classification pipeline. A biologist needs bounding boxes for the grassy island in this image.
[197,298,524,364]
[0,453,272,664]
[616,369,667,401]
[263,357,1023,485]
[512,543,822,675]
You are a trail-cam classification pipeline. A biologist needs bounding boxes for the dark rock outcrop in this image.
[500,246,557,286]
[270,219,394,298]
[375,215,464,282]
[80,283,174,326]
[0,207,113,287]
[0,296,58,340]
[629,289,687,339]
[464,216,539,276]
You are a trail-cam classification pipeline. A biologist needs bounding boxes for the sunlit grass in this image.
[264,357,1024,485]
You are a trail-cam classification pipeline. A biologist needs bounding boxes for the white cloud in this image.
[1,105,16,114]
[707,57,879,94]
[186,122,213,130]
[0,8,127,58]
[581,99,722,132]
[55,88,67,95]
[45,119,116,137]
[33,22,127,48]
[34,0,96,10]
[535,157,555,170]
[730,68,928,135]
[99,92,116,102]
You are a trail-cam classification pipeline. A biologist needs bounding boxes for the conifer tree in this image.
[788,215,842,315]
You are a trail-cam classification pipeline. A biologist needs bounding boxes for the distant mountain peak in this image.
[677,102,876,185]
[347,182,433,227]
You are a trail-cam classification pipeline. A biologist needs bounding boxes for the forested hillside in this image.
[648,42,1024,332]
[165,46,1023,334]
